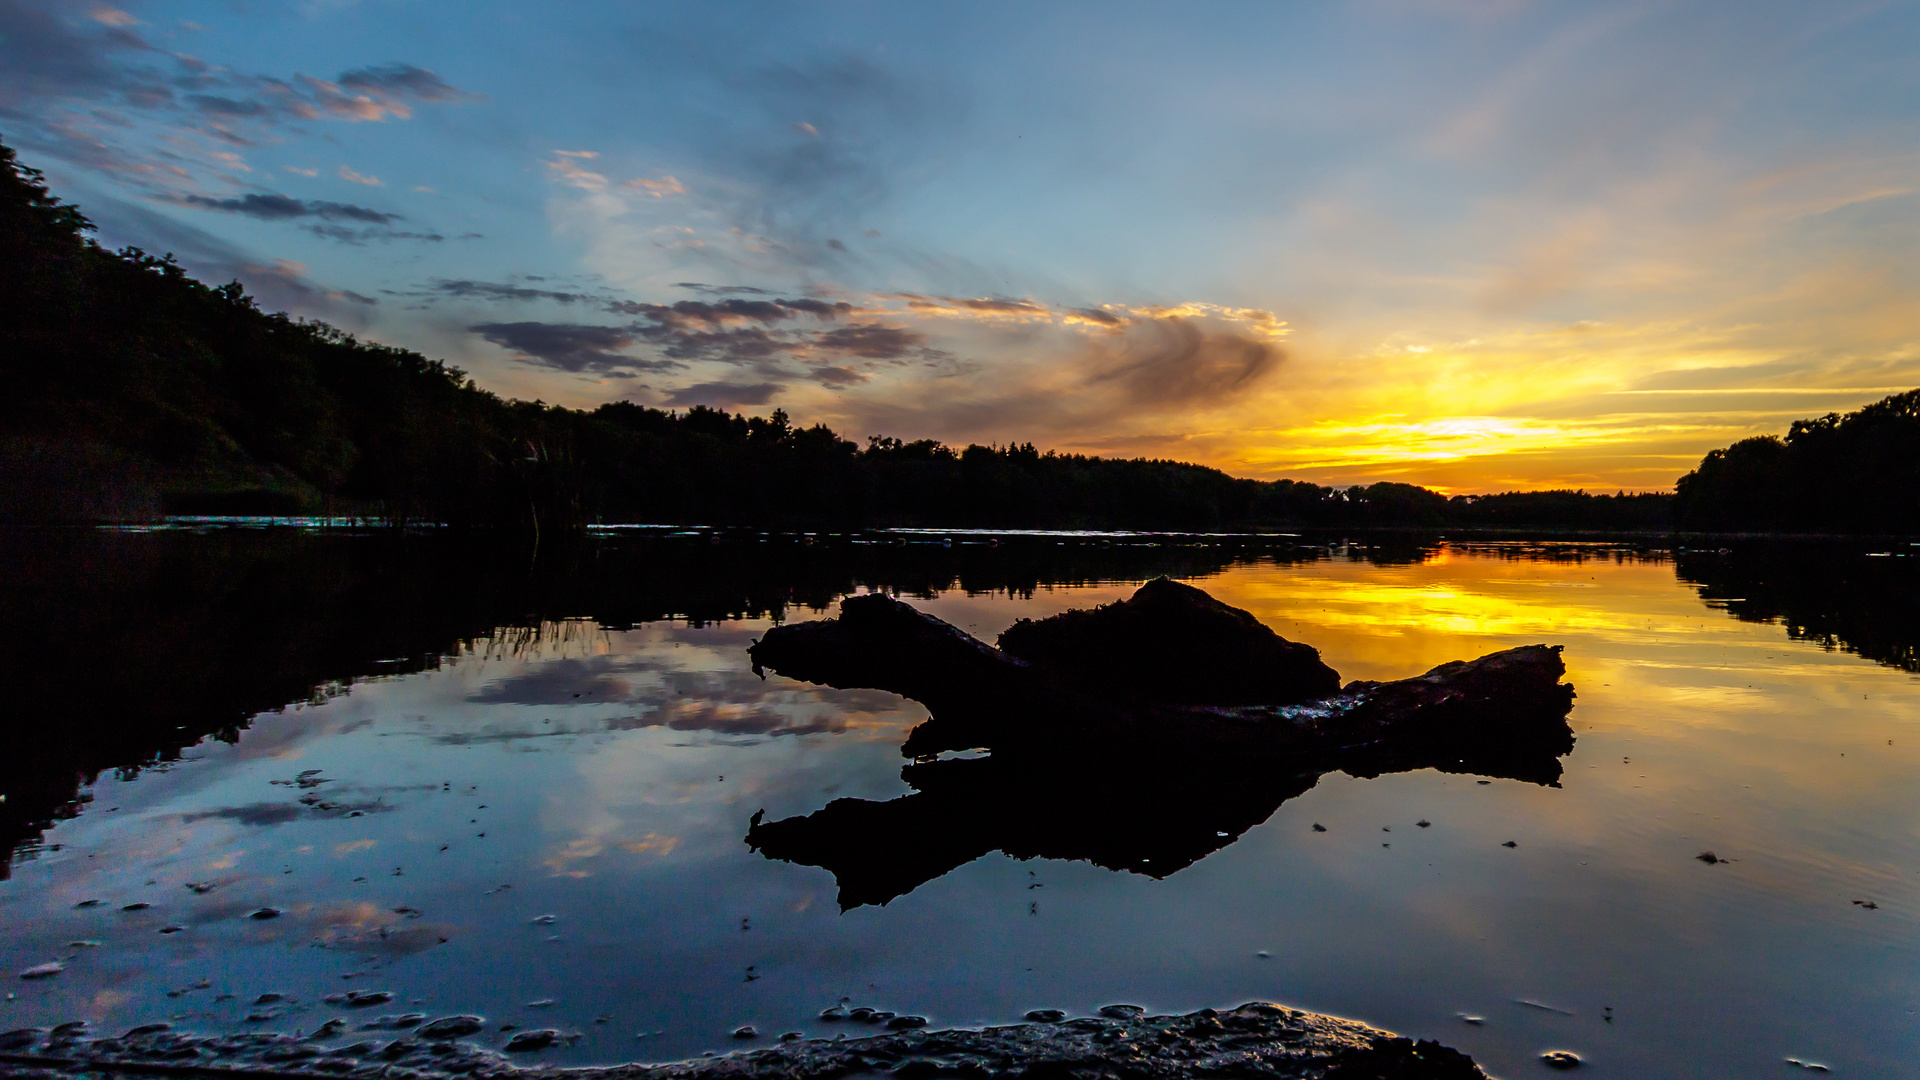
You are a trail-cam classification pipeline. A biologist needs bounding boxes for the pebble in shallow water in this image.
[1541,1050,1582,1069]
[504,1028,559,1052]
[0,1003,1488,1080]
[416,1016,485,1040]
[18,963,64,980]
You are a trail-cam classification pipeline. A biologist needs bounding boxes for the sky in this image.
[2,0,1917,492]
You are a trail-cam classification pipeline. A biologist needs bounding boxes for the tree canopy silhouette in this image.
[1674,391,1920,533]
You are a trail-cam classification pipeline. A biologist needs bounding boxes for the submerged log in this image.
[746,579,1575,908]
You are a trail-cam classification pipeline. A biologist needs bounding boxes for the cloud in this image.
[623,175,686,197]
[599,296,915,368]
[661,381,782,408]
[305,224,444,244]
[296,63,476,123]
[675,283,773,296]
[0,6,472,181]
[434,279,596,304]
[471,320,679,374]
[179,192,401,224]
[904,295,1049,317]
[337,165,382,186]
[1087,318,1284,407]
[547,151,608,190]
[813,364,868,387]
[336,63,474,105]
[816,322,924,358]
[175,190,439,242]
[613,297,854,326]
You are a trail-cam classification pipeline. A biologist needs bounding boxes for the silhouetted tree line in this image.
[0,137,1672,532]
[1673,391,1920,533]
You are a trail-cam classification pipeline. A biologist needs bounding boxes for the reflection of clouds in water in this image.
[455,627,911,741]
[606,703,844,738]
[466,655,636,704]
[177,803,305,826]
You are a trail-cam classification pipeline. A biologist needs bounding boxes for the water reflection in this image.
[0,529,1328,869]
[1675,543,1920,673]
[2,529,1918,1080]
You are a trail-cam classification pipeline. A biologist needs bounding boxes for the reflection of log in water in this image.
[747,580,1576,909]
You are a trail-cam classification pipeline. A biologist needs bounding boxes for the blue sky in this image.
[4,0,1917,489]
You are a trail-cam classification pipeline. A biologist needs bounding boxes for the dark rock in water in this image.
[121,903,150,911]
[248,907,281,920]
[1024,1009,1066,1023]
[818,1006,846,1021]
[417,1016,486,1040]
[1696,851,1720,864]
[504,1028,558,1052]
[779,1031,803,1042]
[1098,1004,1145,1019]
[886,1015,928,1030]
[1541,1049,1583,1069]
[122,1024,170,1038]
[18,962,64,979]
[1502,841,1518,848]
[0,1029,45,1051]
[7,1002,1490,1079]
[254,993,284,1004]
[74,900,102,908]
[748,587,1575,909]
[997,577,1342,705]
[732,1025,758,1039]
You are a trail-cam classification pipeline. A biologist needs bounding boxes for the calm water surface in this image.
[2,532,1917,1078]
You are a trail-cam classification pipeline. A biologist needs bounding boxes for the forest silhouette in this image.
[1,136,1911,534]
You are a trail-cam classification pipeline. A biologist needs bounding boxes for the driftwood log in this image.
[746,578,1575,909]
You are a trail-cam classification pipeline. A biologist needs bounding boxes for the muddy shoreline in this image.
[0,1003,1489,1080]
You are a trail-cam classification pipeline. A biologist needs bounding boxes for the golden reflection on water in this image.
[6,540,1919,1079]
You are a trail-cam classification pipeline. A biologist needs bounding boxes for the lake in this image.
[2,528,1916,1078]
